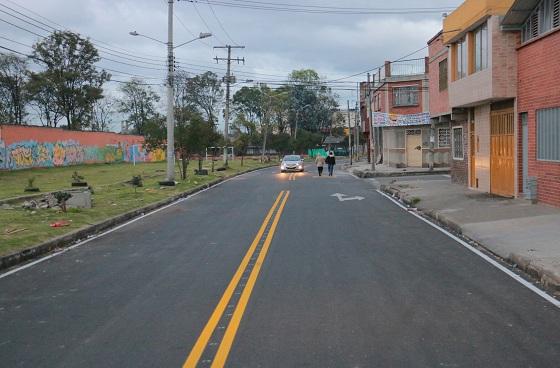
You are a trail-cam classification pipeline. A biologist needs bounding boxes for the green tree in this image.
[177,109,220,176]
[91,96,116,132]
[0,54,29,124]
[118,78,160,134]
[268,132,292,155]
[232,86,264,128]
[31,31,110,130]
[185,71,223,125]
[27,72,63,127]
[144,108,219,180]
[233,132,251,166]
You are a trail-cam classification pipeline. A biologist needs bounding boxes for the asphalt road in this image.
[1,164,560,367]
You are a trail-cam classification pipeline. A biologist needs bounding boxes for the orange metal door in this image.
[490,110,514,197]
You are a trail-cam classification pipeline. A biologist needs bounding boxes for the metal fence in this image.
[389,58,426,77]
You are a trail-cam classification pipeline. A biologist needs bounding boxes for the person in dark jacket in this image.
[325,151,336,176]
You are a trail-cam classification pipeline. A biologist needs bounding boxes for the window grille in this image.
[452,127,464,160]
[438,128,451,147]
[537,107,560,161]
[393,86,419,107]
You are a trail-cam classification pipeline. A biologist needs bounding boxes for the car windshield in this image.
[283,155,301,161]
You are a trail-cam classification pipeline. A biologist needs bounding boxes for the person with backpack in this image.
[325,151,336,176]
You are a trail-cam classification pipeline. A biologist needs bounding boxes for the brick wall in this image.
[517,29,560,207]
[491,16,519,99]
[428,32,450,117]
[0,125,165,170]
[451,121,469,185]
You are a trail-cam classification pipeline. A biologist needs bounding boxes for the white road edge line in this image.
[375,189,560,309]
[0,169,267,280]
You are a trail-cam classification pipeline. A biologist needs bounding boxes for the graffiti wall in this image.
[0,125,165,170]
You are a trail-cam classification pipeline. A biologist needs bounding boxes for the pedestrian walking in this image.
[315,153,326,176]
[326,151,336,176]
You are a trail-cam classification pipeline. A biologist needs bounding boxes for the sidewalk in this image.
[374,176,560,294]
[345,160,450,178]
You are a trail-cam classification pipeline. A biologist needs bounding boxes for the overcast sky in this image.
[0,0,462,129]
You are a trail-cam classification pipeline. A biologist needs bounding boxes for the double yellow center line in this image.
[288,173,296,181]
[183,191,290,368]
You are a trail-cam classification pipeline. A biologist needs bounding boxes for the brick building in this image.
[366,58,450,168]
[428,31,459,180]
[502,0,560,207]
[443,0,520,197]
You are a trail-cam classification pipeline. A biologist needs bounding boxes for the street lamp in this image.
[129,18,212,185]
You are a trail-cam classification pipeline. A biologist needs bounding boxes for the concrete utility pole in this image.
[429,118,436,171]
[164,0,175,185]
[214,45,245,166]
[367,73,376,171]
[355,100,359,161]
[347,100,352,165]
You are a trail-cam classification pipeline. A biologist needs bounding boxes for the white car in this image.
[280,155,304,172]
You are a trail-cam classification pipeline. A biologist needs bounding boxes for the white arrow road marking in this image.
[331,193,365,202]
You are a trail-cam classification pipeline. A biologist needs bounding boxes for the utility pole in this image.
[163,0,175,185]
[367,73,376,171]
[429,118,436,171]
[347,100,352,165]
[355,100,359,161]
[214,45,245,166]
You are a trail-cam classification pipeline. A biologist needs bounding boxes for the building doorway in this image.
[406,129,422,167]
[490,109,514,197]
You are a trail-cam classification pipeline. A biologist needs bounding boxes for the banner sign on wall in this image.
[372,112,430,127]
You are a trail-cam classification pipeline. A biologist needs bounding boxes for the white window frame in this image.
[452,126,464,160]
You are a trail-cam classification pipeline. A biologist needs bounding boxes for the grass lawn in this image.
[0,158,270,257]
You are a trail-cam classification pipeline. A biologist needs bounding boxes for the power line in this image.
[0,1,304,82]
[191,0,226,44]
[204,0,238,45]
[225,0,453,12]
[191,1,455,15]
[1,0,174,65]
[326,46,429,83]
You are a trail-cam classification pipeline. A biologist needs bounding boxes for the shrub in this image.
[24,177,40,192]
[53,191,72,212]
[131,175,143,192]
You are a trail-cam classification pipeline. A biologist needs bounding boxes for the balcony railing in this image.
[388,58,426,77]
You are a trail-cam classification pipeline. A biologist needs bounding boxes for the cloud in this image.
[1,0,461,110]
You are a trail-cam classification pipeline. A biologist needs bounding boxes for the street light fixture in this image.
[129,20,212,185]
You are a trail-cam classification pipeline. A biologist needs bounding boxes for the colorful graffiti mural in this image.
[0,125,165,170]
[0,139,6,169]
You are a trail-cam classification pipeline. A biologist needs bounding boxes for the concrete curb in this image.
[379,184,560,294]
[0,165,273,271]
[352,169,450,178]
